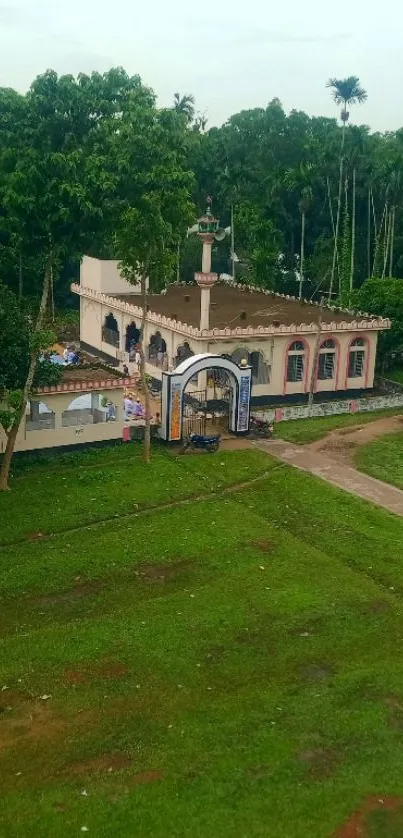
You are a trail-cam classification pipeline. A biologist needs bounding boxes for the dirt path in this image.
[306,414,403,464]
[255,438,403,517]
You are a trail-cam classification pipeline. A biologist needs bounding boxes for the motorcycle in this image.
[249,416,274,438]
[181,433,221,454]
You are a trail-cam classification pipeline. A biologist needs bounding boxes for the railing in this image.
[102,327,120,348]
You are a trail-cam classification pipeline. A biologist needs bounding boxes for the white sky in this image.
[0,0,401,131]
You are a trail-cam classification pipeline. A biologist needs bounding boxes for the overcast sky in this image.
[0,0,401,132]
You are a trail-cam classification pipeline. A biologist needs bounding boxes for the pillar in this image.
[30,400,40,422]
[91,392,100,411]
[202,240,213,273]
[200,287,211,332]
[54,404,63,430]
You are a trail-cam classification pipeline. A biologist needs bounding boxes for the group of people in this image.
[124,395,145,420]
[63,346,80,365]
[41,347,80,366]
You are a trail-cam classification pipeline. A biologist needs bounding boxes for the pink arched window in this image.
[348,337,367,378]
[317,339,336,380]
[286,340,306,383]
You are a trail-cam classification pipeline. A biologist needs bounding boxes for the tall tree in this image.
[326,76,367,298]
[173,92,195,123]
[114,95,194,462]
[0,69,133,489]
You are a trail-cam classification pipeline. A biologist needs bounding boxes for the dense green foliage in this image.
[353,278,403,367]
[1,447,403,836]
[0,283,29,391]
[0,68,402,306]
[0,68,195,486]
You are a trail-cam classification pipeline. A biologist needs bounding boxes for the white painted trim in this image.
[72,284,390,340]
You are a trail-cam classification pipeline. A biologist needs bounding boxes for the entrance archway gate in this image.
[160,353,252,442]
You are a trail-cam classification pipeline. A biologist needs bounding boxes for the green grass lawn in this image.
[276,407,403,444]
[384,367,403,385]
[2,444,403,836]
[355,431,403,490]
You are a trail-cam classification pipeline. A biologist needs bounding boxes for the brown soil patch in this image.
[365,599,391,615]
[333,796,403,837]
[250,539,273,553]
[64,659,129,685]
[385,695,403,730]
[134,560,195,583]
[52,803,67,812]
[0,689,33,714]
[300,663,334,681]
[385,695,403,711]
[307,415,403,465]
[67,752,132,776]
[34,579,103,608]
[338,426,364,436]
[0,702,66,753]
[246,764,272,779]
[298,746,339,778]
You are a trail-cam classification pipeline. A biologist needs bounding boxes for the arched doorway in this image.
[102,313,120,349]
[148,331,167,368]
[125,321,140,352]
[160,353,251,441]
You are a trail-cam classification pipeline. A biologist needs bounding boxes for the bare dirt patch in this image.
[250,539,273,553]
[246,764,272,779]
[298,746,340,778]
[67,752,132,776]
[365,599,391,615]
[300,663,334,681]
[307,415,403,465]
[26,531,45,541]
[64,659,129,685]
[0,702,66,753]
[0,689,33,715]
[333,796,403,837]
[134,560,195,584]
[34,579,103,608]
[385,695,403,730]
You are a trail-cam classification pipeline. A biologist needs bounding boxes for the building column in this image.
[30,400,40,422]
[53,405,63,430]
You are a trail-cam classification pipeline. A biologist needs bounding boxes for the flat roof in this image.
[117,285,363,329]
[59,367,125,384]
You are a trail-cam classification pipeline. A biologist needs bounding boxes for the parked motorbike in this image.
[181,433,221,454]
[249,416,274,438]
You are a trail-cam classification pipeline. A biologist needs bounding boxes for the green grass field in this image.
[276,407,403,444]
[384,367,403,385]
[2,443,403,836]
[355,430,403,490]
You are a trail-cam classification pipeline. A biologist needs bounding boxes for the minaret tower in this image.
[194,198,220,332]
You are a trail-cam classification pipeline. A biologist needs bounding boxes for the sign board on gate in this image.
[237,375,250,432]
[169,381,182,441]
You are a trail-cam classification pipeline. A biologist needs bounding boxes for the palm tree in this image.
[326,76,367,127]
[173,92,195,123]
[285,163,314,298]
[326,76,367,298]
